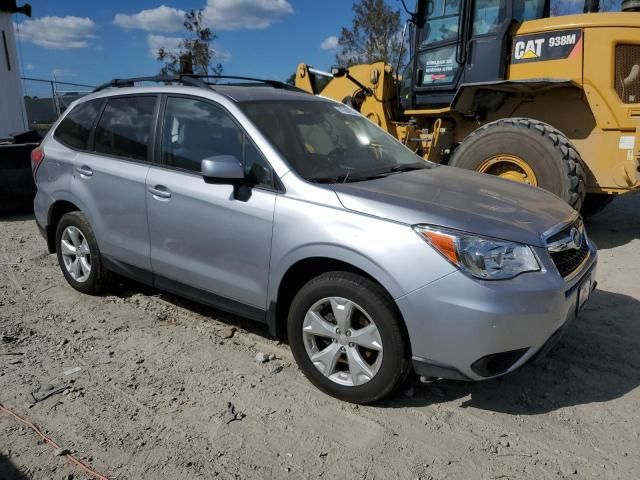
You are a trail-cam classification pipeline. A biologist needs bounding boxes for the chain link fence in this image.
[21,77,95,129]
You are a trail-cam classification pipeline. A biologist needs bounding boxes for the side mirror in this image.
[201,155,244,182]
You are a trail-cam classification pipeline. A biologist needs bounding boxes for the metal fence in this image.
[21,77,95,127]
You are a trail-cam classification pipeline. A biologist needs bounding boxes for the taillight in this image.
[31,146,45,178]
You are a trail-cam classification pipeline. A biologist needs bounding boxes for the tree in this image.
[335,0,405,68]
[285,72,297,85]
[157,9,223,76]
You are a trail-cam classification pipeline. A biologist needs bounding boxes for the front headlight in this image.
[413,225,540,280]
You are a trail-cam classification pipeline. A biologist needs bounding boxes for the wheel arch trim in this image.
[266,246,406,338]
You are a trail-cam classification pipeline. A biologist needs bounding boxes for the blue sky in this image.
[14,0,361,91]
[13,0,621,95]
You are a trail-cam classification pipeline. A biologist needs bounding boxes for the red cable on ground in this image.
[0,402,109,480]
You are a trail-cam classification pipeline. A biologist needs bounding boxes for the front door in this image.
[146,96,277,320]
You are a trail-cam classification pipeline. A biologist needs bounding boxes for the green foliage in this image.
[285,72,297,85]
[336,0,406,68]
[157,9,223,76]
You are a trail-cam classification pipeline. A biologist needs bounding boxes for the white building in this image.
[0,1,30,140]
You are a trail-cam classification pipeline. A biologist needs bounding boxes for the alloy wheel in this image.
[60,226,91,283]
[302,297,383,386]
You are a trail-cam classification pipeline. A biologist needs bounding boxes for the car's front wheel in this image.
[55,211,112,295]
[287,272,409,403]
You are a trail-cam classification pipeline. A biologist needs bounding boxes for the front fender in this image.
[267,242,406,306]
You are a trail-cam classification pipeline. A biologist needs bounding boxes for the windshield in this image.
[240,100,429,183]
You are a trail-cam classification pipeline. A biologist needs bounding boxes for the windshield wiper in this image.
[372,162,430,177]
[308,162,430,184]
[308,174,372,184]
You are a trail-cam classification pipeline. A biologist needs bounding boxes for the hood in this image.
[331,166,577,248]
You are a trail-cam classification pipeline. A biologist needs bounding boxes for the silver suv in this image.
[32,75,597,403]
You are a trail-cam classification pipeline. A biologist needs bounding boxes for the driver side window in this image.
[162,97,274,188]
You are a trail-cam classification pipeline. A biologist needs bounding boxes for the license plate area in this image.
[577,274,592,314]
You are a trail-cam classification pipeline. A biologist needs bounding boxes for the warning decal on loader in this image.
[511,29,582,64]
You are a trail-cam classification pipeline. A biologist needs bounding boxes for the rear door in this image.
[72,95,158,279]
[146,95,277,320]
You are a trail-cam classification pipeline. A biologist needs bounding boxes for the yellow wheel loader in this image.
[295,0,640,215]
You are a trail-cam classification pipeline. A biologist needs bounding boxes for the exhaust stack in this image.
[622,0,640,11]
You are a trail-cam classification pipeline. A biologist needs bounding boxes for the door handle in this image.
[148,185,171,199]
[76,166,93,177]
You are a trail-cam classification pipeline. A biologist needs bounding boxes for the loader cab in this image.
[401,0,550,110]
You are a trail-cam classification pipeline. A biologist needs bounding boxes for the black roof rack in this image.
[93,74,308,94]
[93,75,209,92]
[194,75,308,93]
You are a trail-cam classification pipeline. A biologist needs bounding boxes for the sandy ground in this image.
[0,194,639,480]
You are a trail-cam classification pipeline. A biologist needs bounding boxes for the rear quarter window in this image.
[53,98,104,150]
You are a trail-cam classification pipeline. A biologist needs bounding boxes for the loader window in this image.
[417,45,459,85]
[513,0,548,22]
[473,0,505,36]
[416,0,463,87]
[420,0,462,46]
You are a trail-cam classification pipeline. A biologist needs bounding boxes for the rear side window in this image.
[54,99,104,150]
[94,96,157,161]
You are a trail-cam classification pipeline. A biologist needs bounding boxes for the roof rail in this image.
[93,75,209,92]
[192,75,308,93]
[92,73,309,94]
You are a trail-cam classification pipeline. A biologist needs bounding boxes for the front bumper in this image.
[397,239,597,381]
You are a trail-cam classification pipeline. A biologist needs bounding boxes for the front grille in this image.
[550,238,589,278]
[615,45,640,104]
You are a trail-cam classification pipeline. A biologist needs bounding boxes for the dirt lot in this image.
[1,194,639,480]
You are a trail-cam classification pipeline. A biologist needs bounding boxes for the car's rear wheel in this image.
[55,211,112,294]
[287,272,409,403]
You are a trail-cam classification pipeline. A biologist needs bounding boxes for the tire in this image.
[287,272,409,404]
[450,118,587,211]
[55,211,112,295]
[580,193,615,218]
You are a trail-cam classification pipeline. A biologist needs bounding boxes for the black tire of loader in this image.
[581,193,615,218]
[450,118,587,212]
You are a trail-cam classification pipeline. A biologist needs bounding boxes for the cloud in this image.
[202,0,293,30]
[51,68,77,78]
[320,35,339,50]
[15,16,97,49]
[147,34,231,61]
[147,34,182,58]
[211,43,232,61]
[114,6,185,32]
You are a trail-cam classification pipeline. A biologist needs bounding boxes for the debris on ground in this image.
[218,326,236,339]
[222,402,244,424]
[255,352,269,364]
[63,367,82,376]
[53,447,69,457]
[29,384,68,404]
